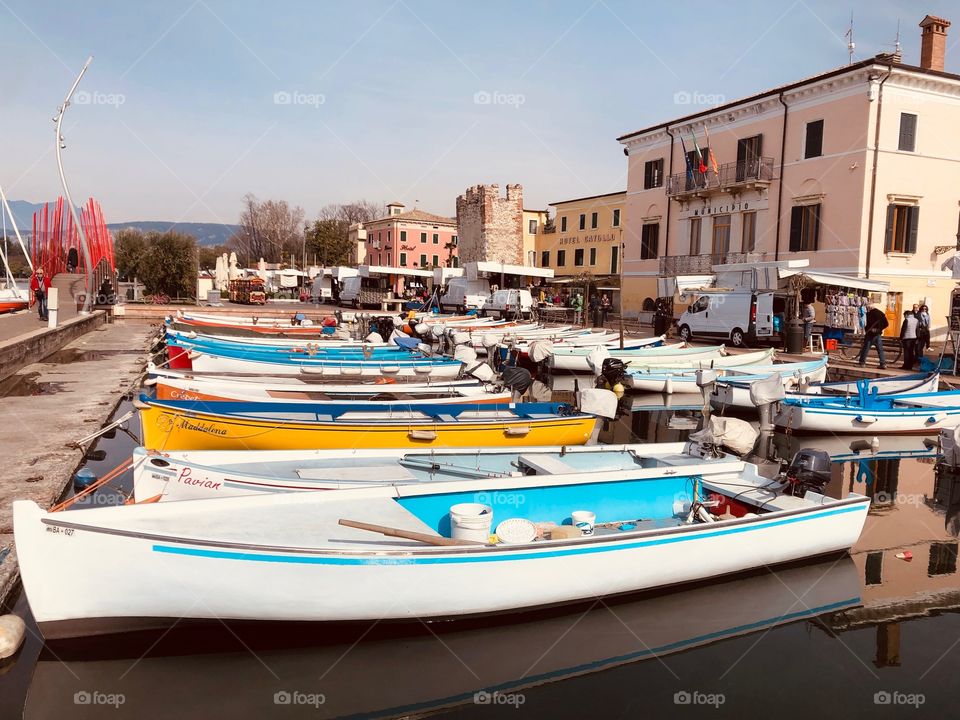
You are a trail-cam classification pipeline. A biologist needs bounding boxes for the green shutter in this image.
[907,206,920,254]
[883,205,895,253]
[788,206,803,251]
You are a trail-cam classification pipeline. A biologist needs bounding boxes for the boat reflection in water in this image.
[26,558,860,719]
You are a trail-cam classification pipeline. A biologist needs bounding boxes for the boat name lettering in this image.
[170,389,200,401]
[176,468,222,490]
[178,419,228,436]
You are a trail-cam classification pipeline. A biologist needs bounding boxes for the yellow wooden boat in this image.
[137,396,597,451]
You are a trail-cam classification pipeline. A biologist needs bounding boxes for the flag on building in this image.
[691,130,707,174]
[680,134,693,181]
[703,125,719,175]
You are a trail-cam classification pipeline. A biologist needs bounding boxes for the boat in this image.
[627,357,826,394]
[167,331,414,357]
[169,342,465,377]
[548,343,721,372]
[625,347,775,372]
[0,285,28,313]
[132,441,724,502]
[713,369,938,410]
[166,326,381,348]
[22,557,859,715]
[149,372,513,404]
[13,441,869,638]
[775,386,960,434]
[772,433,939,464]
[137,395,600,451]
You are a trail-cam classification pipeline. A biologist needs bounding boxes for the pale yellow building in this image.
[536,191,625,277]
[522,208,549,266]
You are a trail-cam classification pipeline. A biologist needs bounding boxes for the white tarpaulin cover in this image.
[689,416,759,455]
[528,340,554,363]
[453,345,478,363]
[941,427,960,468]
[749,374,787,406]
[576,389,618,419]
[586,345,611,376]
[465,362,495,381]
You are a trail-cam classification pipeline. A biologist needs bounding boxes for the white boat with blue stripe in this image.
[14,441,869,639]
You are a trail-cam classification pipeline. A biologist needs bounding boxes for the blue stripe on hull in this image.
[151,504,865,566]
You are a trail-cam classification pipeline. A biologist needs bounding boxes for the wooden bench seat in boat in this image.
[516,454,577,476]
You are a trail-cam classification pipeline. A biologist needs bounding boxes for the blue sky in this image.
[2,1,956,224]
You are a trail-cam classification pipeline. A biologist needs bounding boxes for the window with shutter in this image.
[884,204,919,254]
[898,113,917,152]
[640,223,660,259]
[804,120,823,159]
[788,204,820,251]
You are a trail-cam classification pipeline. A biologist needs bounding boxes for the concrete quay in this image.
[0,320,157,608]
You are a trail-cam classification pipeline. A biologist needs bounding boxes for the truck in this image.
[675,289,777,347]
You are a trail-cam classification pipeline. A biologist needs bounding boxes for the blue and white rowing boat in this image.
[775,385,960,434]
[14,440,868,638]
[629,356,828,394]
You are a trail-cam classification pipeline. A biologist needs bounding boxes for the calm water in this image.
[2,381,959,718]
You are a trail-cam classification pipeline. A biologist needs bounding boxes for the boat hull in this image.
[138,403,597,451]
[13,494,867,636]
[186,350,464,377]
[775,402,960,434]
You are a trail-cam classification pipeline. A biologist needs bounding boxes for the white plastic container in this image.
[449,503,493,542]
[571,510,596,536]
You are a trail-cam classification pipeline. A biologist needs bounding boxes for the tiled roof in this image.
[370,209,456,225]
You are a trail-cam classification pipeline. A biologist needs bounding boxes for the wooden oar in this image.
[339,519,484,546]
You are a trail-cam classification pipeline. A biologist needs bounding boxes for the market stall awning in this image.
[778,269,889,292]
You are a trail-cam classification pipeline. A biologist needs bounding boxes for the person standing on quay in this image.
[29,266,50,322]
[858,304,889,368]
[900,310,919,370]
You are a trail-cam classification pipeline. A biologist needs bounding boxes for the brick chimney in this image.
[919,15,950,71]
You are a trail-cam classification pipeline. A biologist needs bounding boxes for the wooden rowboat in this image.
[137,396,598,451]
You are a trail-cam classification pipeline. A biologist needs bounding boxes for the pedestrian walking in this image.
[802,301,816,345]
[900,310,919,370]
[29,266,50,321]
[917,304,931,358]
[589,294,602,328]
[858,304,889,368]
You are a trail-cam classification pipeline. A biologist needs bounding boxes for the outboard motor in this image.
[596,357,628,391]
[783,449,832,496]
[501,366,533,399]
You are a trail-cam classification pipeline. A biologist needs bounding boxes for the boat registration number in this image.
[45,525,75,537]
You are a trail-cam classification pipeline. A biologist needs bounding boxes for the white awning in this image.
[465,261,554,280]
[360,265,434,278]
[778,269,889,292]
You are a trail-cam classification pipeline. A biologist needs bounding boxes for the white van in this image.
[440,277,490,313]
[676,290,775,347]
[338,276,390,308]
[482,288,535,320]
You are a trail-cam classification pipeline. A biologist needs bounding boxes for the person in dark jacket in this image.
[899,310,919,370]
[858,304,889,368]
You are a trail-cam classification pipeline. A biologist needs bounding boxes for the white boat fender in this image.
[927,412,947,424]
[854,415,878,424]
[576,388,618,419]
[0,614,26,659]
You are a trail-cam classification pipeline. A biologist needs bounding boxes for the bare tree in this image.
[232,193,305,264]
[305,200,382,266]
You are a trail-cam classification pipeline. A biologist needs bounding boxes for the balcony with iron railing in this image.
[665,157,775,199]
[659,252,767,276]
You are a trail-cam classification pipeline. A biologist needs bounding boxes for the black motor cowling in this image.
[784,449,831,493]
[500,366,533,396]
[597,357,628,389]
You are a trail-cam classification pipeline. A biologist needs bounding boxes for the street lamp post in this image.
[54,56,95,314]
[618,227,625,350]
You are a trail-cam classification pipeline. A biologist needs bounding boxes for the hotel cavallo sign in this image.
[556,232,617,246]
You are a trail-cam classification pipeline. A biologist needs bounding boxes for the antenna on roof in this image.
[894,18,902,60]
[844,12,855,65]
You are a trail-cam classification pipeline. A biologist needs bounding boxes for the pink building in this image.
[360,202,459,271]
[618,15,960,337]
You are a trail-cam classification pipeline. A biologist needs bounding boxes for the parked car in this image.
[482,288,535,320]
[676,290,775,347]
[439,277,490,313]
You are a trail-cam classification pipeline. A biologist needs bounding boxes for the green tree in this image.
[114,228,148,281]
[198,243,231,272]
[305,217,350,266]
[138,230,198,298]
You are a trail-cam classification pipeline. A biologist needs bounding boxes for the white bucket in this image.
[449,503,493,542]
[571,510,595,536]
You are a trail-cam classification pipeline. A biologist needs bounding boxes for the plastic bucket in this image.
[571,510,596,536]
[449,503,493,542]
